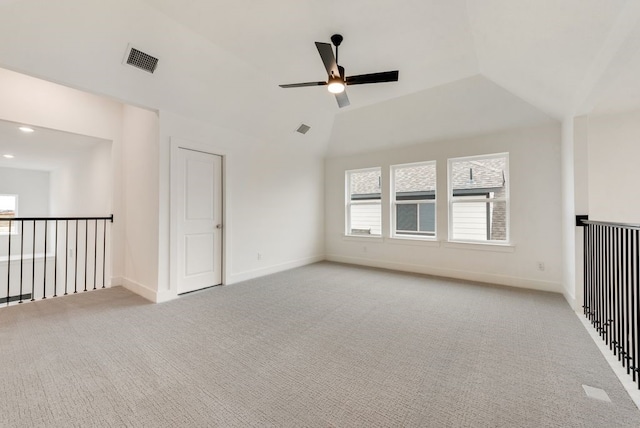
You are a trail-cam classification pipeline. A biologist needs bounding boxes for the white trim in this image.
[325,254,560,293]
[227,255,324,285]
[121,277,156,302]
[121,277,178,303]
[563,288,577,310]
[169,137,231,300]
[391,160,437,240]
[0,252,54,264]
[345,167,382,236]
[447,152,510,243]
[576,312,640,410]
[443,241,516,253]
[342,234,384,242]
[385,237,440,247]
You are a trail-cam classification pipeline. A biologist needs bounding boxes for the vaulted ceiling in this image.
[0,0,639,156]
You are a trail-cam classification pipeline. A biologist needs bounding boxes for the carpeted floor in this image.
[1,262,638,427]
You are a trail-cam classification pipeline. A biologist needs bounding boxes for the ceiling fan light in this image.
[327,77,345,94]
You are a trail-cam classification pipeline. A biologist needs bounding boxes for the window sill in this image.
[0,252,54,264]
[342,234,383,243]
[386,237,440,247]
[443,241,515,253]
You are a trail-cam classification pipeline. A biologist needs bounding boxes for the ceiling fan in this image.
[279,34,399,108]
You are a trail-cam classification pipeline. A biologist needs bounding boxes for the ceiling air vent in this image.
[296,124,311,135]
[123,44,158,74]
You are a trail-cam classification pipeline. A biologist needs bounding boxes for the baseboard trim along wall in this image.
[326,254,562,294]
[121,277,178,303]
[576,312,640,410]
[228,255,325,285]
[563,288,577,310]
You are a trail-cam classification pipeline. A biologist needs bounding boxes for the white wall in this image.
[158,111,325,300]
[326,125,563,292]
[587,109,640,223]
[120,105,160,296]
[0,64,326,304]
[50,142,112,216]
[0,67,126,287]
[0,167,49,258]
[0,167,49,216]
[560,116,589,309]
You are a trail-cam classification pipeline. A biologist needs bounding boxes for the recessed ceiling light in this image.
[3,154,14,159]
[18,126,34,133]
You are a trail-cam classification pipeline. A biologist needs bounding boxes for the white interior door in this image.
[177,148,222,294]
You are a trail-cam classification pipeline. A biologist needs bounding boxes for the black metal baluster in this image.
[591,224,597,326]
[30,220,36,301]
[583,224,589,318]
[603,225,608,338]
[74,219,78,294]
[604,227,618,349]
[84,219,88,292]
[19,221,24,303]
[625,229,631,372]
[610,228,624,355]
[636,228,640,388]
[598,225,604,337]
[610,226,616,346]
[102,219,107,289]
[64,220,69,296]
[613,232,625,361]
[93,219,97,290]
[619,228,625,363]
[587,225,596,323]
[605,227,617,347]
[6,219,11,306]
[604,225,610,345]
[631,230,637,382]
[53,221,58,298]
[617,226,623,355]
[42,220,48,299]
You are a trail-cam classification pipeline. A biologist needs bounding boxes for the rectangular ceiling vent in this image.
[296,124,311,135]
[123,44,158,74]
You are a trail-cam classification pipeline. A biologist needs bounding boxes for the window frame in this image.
[447,153,509,244]
[0,194,19,235]
[391,160,437,240]
[345,167,382,237]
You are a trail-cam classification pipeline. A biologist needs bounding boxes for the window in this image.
[346,168,381,236]
[448,153,508,243]
[392,161,436,238]
[0,194,18,234]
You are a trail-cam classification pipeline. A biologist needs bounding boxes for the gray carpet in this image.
[1,262,638,427]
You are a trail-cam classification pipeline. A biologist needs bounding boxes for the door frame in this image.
[169,137,229,297]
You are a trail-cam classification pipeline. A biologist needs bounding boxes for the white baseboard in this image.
[576,312,640,410]
[228,255,325,284]
[121,277,178,303]
[563,288,577,310]
[326,254,562,293]
[156,289,178,303]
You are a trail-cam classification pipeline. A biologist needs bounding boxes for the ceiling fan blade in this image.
[315,42,340,78]
[335,91,350,108]
[346,70,399,86]
[279,81,327,88]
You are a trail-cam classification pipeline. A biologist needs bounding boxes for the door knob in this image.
[216,224,223,229]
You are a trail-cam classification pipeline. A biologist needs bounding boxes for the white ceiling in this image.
[0,120,108,171]
[0,0,639,155]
